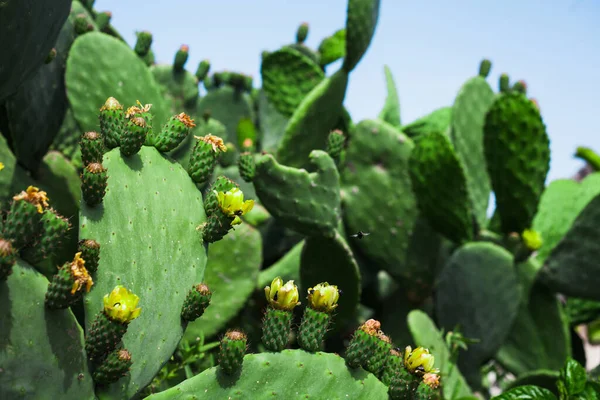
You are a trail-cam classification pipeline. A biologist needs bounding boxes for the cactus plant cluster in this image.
[1,0,600,399]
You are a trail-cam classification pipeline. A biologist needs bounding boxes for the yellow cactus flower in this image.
[69,252,93,294]
[307,282,340,313]
[176,112,196,128]
[215,188,254,225]
[125,100,152,118]
[522,229,542,251]
[0,162,4,171]
[423,372,441,389]
[195,134,227,153]
[264,277,300,311]
[103,285,142,323]
[13,186,49,213]
[100,96,123,111]
[404,346,435,374]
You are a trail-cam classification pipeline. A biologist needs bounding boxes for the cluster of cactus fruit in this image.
[1,0,600,399]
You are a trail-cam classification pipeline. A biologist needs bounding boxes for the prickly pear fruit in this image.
[512,80,527,94]
[80,131,106,165]
[153,113,196,153]
[181,283,212,322]
[187,134,227,186]
[326,129,345,160]
[78,239,100,273]
[478,59,492,78]
[298,282,340,352]
[3,186,49,249]
[296,22,309,43]
[345,319,381,368]
[95,11,112,31]
[218,330,247,375]
[134,31,153,57]
[81,162,108,207]
[174,44,189,72]
[45,48,57,64]
[0,239,17,281]
[202,187,254,243]
[238,152,255,182]
[195,59,210,81]
[203,176,238,216]
[85,286,141,362]
[365,331,393,378]
[499,73,510,93]
[122,112,149,156]
[20,208,70,265]
[99,97,125,149]
[93,348,133,385]
[45,253,93,309]
[262,277,301,351]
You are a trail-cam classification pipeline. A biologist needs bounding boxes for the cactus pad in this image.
[253,150,341,237]
[80,146,208,398]
[261,47,325,118]
[144,350,388,399]
[66,32,170,135]
[0,260,94,399]
[196,86,254,143]
[401,107,452,139]
[378,65,401,127]
[343,0,381,72]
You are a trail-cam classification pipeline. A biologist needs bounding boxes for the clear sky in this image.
[96,0,599,183]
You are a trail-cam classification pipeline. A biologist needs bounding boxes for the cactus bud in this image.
[187,134,226,186]
[99,97,125,149]
[74,13,93,35]
[92,348,132,384]
[499,73,510,93]
[521,228,542,251]
[45,48,57,64]
[326,129,345,160]
[195,59,211,81]
[80,131,106,165]
[201,187,254,243]
[122,115,149,157]
[81,163,108,207]
[242,75,253,92]
[261,278,300,352]
[4,186,49,249]
[478,59,492,78]
[95,11,112,31]
[21,208,71,265]
[153,113,196,153]
[181,283,212,321]
[78,239,100,273]
[365,331,393,378]
[512,80,527,94]
[0,239,16,281]
[174,44,189,72]
[45,253,93,309]
[345,319,381,368]
[218,330,247,375]
[298,282,341,352]
[296,22,309,44]
[404,346,436,375]
[134,31,153,57]
[238,152,255,183]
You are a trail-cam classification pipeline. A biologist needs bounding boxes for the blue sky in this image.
[97,0,599,182]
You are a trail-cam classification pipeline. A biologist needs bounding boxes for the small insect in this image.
[350,231,370,239]
[338,289,343,295]
[273,291,278,301]
[113,302,121,307]
[414,366,426,376]
[308,289,315,295]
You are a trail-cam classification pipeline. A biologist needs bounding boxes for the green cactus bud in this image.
[81,163,108,207]
[201,187,254,243]
[80,131,106,165]
[365,331,393,378]
[414,380,438,400]
[238,152,255,183]
[262,277,300,351]
[134,31,153,57]
[195,59,211,81]
[74,13,93,35]
[478,59,492,78]
[297,283,340,352]
[45,253,94,309]
[326,129,345,160]
[95,11,112,31]
[512,80,527,94]
[3,186,49,249]
[181,283,212,321]
[218,330,247,375]
[243,75,253,92]
[219,142,237,167]
[174,44,189,72]
[143,49,156,67]
[203,175,238,216]
[187,134,227,186]
[201,212,236,244]
[93,348,132,385]
[99,97,125,149]
[388,362,420,399]
[237,118,257,152]
[381,348,403,386]
[0,239,17,281]
[296,22,309,44]
[219,71,232,86]
[85,286,141,361]
[203,75,215,91]
[121,102,152,156]
[153,113,196,153]
[499,73,510,93]
[45,48,57,64]
[522,228,542,251]
[345,319,381,368]
[78,239,100,273]
[20,208,71,265]
[228,72,245,90]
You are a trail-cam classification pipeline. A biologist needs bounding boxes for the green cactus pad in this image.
[343,0,381,72]
[65,32,170,136]
[541,193,600,300]
[496,275,570,376]
[184,223,261,340]
[0,260,94,399]
[318,29,346,67]
[256,90,289,152]
[300,231,360,329]
[435,242,521,387]
[532,173,600,263]
[253,150,341,237]
[341,119,433,281]
[144,349,388,399]
[407,310,474,400]
[483,91,550,234]
[409,131,474,243]
[258,240,303,289]
[80,146,208,399]
[151,64,199,113]
[196,86,254,143]
[378,65,401,127]
[449,74,495,227]
[261,47,325,118]
[170,116,227,170]
[0,14,75,172]
[277,69,349,168]
[0,0,71,101]
[401,107,452,139]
